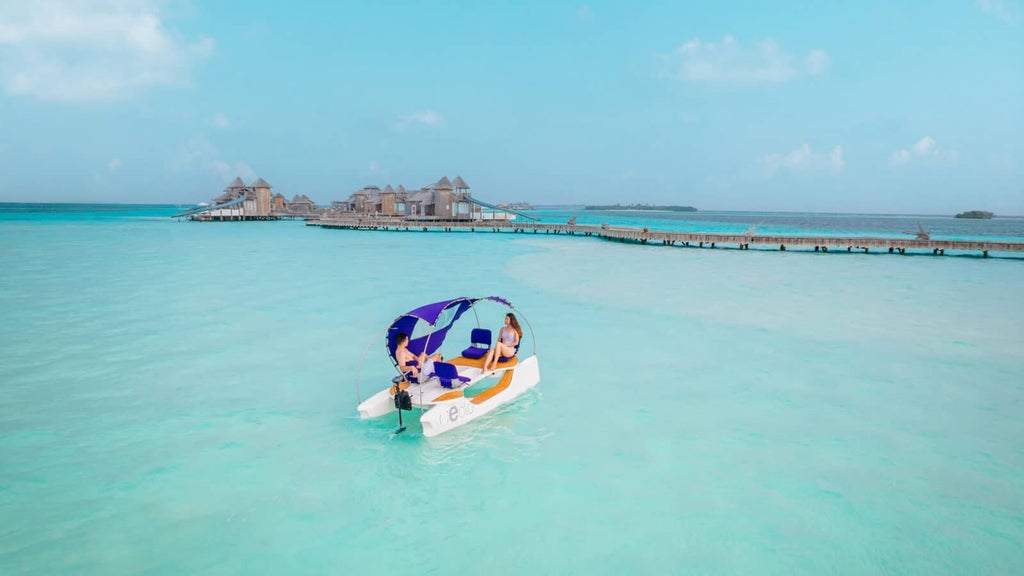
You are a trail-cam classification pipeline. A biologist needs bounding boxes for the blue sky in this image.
[0,1,1021,214]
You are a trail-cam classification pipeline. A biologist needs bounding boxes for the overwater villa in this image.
[328,175,520,221]
[287,194,319,215]
[177,177,321,221]
[177,174,534,222]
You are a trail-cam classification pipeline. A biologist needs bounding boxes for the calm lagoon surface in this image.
[1,204,1022,574]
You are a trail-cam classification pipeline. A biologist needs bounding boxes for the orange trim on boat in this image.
[471,369,515,405]
[389,381,410,395]
[432,390,464,402]
[449,356,518,370]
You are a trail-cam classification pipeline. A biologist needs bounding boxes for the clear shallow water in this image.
[1,204,1022,574]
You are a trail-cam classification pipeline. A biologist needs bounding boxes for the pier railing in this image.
[306,217,1023,257]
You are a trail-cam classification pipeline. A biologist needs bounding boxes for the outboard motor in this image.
[393,385,412,433]
[394,388,412,411]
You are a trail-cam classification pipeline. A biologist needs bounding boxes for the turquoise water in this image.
[1,204,1022,574]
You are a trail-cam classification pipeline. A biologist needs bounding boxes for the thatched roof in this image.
[383,184,394,193]
[396,184,406,193]
[452,175,470,190]
[273,193,285,199]
[409,190,434,204]
[434,176,453,190]
[227,176,246,188]
[290,194,316,205]
[251,177,272,188]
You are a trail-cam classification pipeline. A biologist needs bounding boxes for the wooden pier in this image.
[306,217,1024,258]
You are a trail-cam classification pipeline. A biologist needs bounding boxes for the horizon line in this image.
[1,201,1021,219]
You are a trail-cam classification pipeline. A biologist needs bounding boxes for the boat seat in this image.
[392,359,429,385]
[461,328,491,359]
[434,361,471,389]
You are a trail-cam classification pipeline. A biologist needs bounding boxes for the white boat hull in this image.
[357,355,540,436]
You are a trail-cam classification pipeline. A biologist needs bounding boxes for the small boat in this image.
[356,296,540,436]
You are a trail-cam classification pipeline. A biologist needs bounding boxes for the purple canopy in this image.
[386,296,512,363]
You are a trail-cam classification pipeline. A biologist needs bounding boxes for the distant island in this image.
[498,202,534,210]
[955,210,994,219]
[585,204,697,212]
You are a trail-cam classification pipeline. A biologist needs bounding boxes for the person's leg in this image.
[491,346,503,368]
[494,342,514,363]
[482,347,495,371]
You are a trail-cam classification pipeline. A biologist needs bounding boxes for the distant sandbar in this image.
[584,204,697,212]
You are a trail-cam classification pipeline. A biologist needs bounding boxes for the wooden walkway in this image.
[306,217,1024,258]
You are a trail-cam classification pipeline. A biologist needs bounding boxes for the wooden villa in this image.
[327,175,483,221]
[272,192,287,212]
[181,177,322,221]
[288,194,319,215]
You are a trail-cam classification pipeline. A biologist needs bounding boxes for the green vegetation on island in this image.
[584,204,697,212]
[955,210,994,219]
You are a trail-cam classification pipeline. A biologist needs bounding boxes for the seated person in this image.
[482,313,522,373]
[395,333,442,379]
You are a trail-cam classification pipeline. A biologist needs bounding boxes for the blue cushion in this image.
[471,328,492,346]
[392,370,418,385]
[461,328,492,359]
[461,346,488,359]
[434,361,470,389]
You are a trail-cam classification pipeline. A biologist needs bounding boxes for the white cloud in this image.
[890,136,959,167]
[170,135,253,181]
[912,137,935,155]
[0,1,214,101]
[394,109,445,131]
[976,0,1020,24]
[108,158,122,172]
[213,113,230,130]
[804,50,831,75]
[762,144,845,176]
[659,36,830,85]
